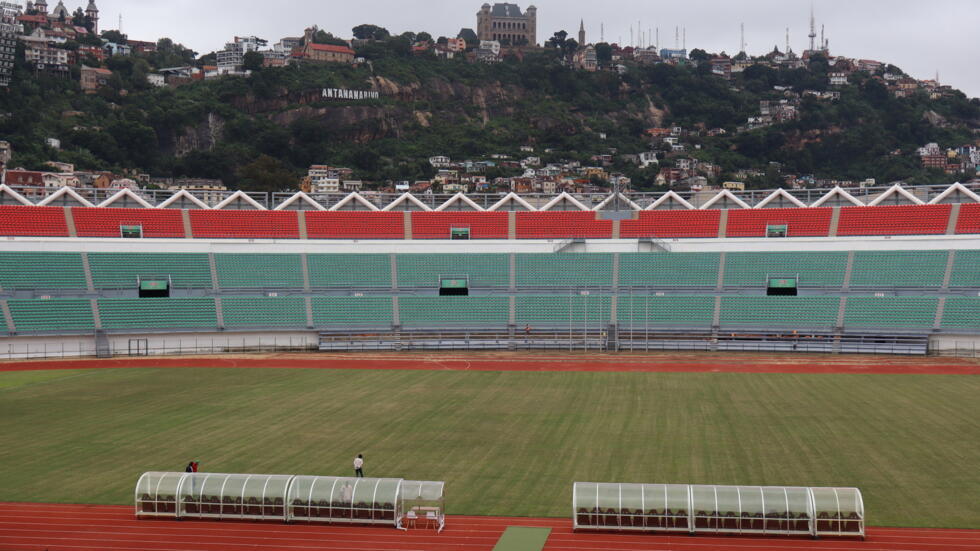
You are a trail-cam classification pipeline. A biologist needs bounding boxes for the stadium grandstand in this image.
[0,182,979,359]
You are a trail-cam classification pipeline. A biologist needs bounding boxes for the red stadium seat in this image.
[412,212,508,239]
[837,204,951,236]
[0,206,69,236]
[189,210,300,239]
[73,208,185,238]
[620,210,721,238]
[726,207,832,237]
[305,212,404,239]
[516,212,612,238]
[955,203,980,234]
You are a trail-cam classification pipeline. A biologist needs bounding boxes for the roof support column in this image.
[182,209,194,238]
[941,250,956,290]
[828,206,841,237]
[945,203,961,235]
[715,251,726,291]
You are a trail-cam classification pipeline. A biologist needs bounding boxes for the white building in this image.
[829,72,849,86]
[428,156,451,168]
[639,151,659,168]
[217,35,267,73]
[147,73,165,87]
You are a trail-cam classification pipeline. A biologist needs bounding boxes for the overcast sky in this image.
[88,0,979,98]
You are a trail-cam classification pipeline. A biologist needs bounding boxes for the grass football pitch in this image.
[0,366,977,529]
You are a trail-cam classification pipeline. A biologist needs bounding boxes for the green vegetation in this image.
[0,367,977,528]
[0,38,977,190]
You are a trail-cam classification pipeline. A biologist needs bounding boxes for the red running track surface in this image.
[1,503,978,551]
[1,353,979,375]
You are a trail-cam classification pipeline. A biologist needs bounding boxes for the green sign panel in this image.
[120,225,143,238]
[766,224,788,238]
[140,280,169,290]
[768,278,798,288]
[450,227,471,240]
[441,278,468,289]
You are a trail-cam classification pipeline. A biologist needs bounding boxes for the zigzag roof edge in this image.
[214,190,267,210]
[273,191,326,211]
[97,188,154,208]
[754,188,808,208]
[36,186,94,207]
[156,189,211,209]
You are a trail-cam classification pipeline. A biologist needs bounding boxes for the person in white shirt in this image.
[354,454,364,477]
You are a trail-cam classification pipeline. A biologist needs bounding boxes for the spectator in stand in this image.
[354,454,364,477]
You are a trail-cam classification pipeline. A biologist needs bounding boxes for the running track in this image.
[1,503,978,551]
[1,352,979,375]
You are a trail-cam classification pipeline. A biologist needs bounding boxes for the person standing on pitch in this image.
[354,454,364,477]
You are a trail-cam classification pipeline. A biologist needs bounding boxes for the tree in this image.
[101,30,127,45]
[313,30,348,47]
[352,24,390,41]
[242,51,264,71]
[236,155,297,192]
[71,7,85,26]
[595,42,612,65]
[546,30,568,49]
[689,48,710,62]
[417,32,432,43]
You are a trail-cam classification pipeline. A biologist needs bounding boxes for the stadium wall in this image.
[0,331,318,360]
[1,235,979,254]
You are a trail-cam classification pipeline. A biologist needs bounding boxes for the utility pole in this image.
[740,22,745,54]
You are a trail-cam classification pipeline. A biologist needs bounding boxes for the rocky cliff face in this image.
[173,113,225,157]
[173,75,659,152]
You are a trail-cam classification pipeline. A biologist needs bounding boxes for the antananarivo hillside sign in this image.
[322,88,381,100]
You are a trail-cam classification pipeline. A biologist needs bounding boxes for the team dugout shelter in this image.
[573,482,864,538]
[135,472,445,531]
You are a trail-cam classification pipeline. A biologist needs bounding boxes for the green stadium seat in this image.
[720,296,839,328]
[399,296,510,327]
[949,250,980,288]
[724,252,848,287]
[311,296,392,327]
[7,298,95,333]
[516,295,613,326]
[844,297,938,328]
[396,254,510,288]
[214,254,304,289]
[221,297,307,328]
[849,251,948,288]
[616,296,715,327]
[515,254,614,287]
[940,298,980,329]
[0,252,87,290]
[98,298,218,330]
[308,254,392,288]
[88,253,212,289]
[619,253,720,287]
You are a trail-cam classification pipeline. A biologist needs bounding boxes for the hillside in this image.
[1,45,978,191]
